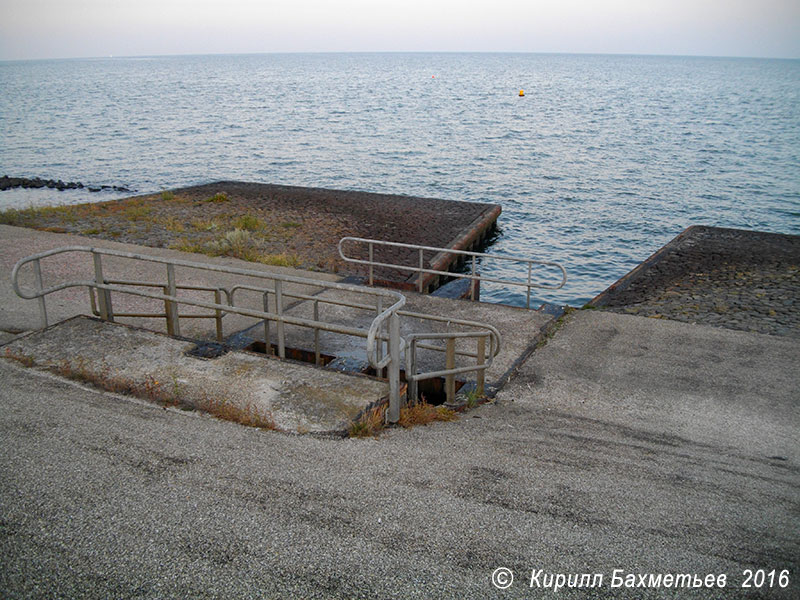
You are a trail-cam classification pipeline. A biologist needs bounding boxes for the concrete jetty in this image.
[1,223,798,598]
[1,225,555,433]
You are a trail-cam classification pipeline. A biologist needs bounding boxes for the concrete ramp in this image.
[2,316,388,435]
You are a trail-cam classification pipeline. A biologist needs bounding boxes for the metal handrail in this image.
[227,285,502,365]
[12,246,504,421]
[338,236,567,308]
[228,283,400,369]
[405,327,499,404]
[227,281,500,407]
[11,246,407,422]
[89,280,232,342]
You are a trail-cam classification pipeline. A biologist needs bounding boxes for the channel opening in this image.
[362,366,465,405]
[244,341,336,366]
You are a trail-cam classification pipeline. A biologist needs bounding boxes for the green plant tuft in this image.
[204,192,230,203]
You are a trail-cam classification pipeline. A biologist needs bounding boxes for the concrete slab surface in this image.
[0,224,343,339]
[3,316,388,434]
[2,309,797,598]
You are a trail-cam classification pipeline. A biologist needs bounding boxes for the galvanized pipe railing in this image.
[89,280,231,342]
[13,246,503,421]
[405,327,499,405]
[338,236,567,309]
[11,246,407,422]
[228,286,501,371]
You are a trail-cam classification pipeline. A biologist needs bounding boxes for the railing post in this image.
[476,335,486,397]
[418,248,424,293]
[93,253,114,323]
[470,256,477,301]
[526,262,532,309]
[445,337,456,403]
[275,280,286,359]
[387,311,401,424]
[214,289,223,342]
[406,338,418,404]
[374,298,383,373]
[32,258,48,329]
[164,263,180,336]
[368,242,374,286]
[313,299,321,365]
[263,291,272,355]
[162,285,171,333]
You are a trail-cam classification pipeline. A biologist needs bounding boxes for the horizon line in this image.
[2,49,799,64]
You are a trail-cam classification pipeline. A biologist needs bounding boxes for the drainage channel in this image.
[188,324,465,406]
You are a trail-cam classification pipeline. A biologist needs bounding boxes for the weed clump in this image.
[204,192,230,203]
[201,394,277,429]
[203,229,261,261]
[398,398,456,428]
[124,205,152,221]
[349,398,457,438]
[172,229,301,267]
[3,348,36,367]
[349,404,386,438]
[258,252,301,267]
[232,214,267,231]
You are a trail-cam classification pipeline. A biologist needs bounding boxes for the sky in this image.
[1,0,799,61]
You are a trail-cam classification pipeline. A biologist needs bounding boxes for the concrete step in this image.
[2,316,388,435]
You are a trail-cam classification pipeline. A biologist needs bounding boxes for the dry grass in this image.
[0,206,69,226]
[157,216,186,232]
[398,398,457,428]
[232,214,268,231]
[170,229,301,267]
[48,357,277,429]
[349,397,457,437]
[190,217,219,232]
[258,252,301,267]
[200,394,277,429]
[3,348,36,367]
[0,186,345,276]
[124,205,152,221]
[349,404,387,438]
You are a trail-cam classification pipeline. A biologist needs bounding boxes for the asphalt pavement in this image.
[2,310,798,599]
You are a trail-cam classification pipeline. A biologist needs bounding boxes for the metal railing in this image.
[404,315,500,403]
[338,236,567,309]
[228,284,501,404]
[89,280,231,341]
[12,246,504,421]
[11,246,407,421]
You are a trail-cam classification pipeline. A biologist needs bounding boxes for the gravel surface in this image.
[2,311,798,599]
[592,226,800,337]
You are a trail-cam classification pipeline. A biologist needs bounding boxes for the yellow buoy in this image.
[519,89,525,97]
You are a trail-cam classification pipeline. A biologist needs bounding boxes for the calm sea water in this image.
[1,53,799,306]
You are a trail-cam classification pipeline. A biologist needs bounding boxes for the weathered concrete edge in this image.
[1,315,391,438]
[588,224,702,308]
[410,204,502,292]
[487,305,566,396]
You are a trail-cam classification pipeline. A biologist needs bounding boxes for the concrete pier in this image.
[1,224,556,433]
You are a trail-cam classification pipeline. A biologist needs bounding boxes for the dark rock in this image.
[0,175,131,194]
